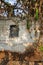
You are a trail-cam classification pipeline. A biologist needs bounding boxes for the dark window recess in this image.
[10,25,19,38]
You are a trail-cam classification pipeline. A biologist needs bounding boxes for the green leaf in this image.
[39,46,43,51]
[35,8,39,20]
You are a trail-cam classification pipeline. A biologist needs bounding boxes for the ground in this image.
[0,48,43,65]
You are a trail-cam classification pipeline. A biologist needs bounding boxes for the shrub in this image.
[35,8,39,20]
[39,46,43,51]
[27,19,31,29]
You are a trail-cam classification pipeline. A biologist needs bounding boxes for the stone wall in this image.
[0,19,40,53]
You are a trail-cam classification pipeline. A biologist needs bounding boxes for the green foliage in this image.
[39,46,43,51]
[35,8,39,20]
[0,5,1,8]
[21,16,25,20]
[31,0,36,3]
[27,19,31,29]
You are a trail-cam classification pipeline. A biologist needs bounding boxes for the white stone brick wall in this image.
[0,19,40,53]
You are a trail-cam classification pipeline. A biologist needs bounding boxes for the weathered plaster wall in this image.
[0,19,40,53]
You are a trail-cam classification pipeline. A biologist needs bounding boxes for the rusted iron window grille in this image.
[9,25,19,38]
